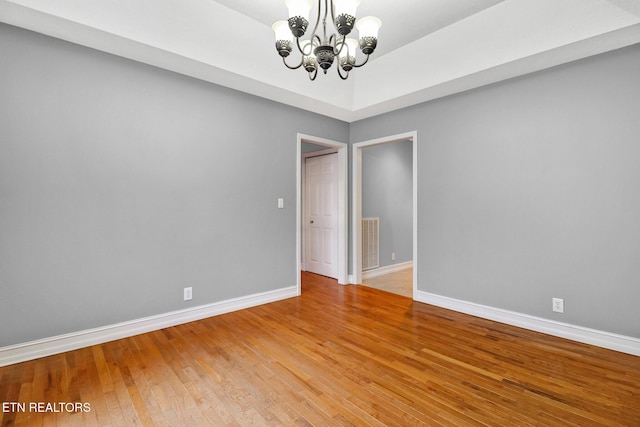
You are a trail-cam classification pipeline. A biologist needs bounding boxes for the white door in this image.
[305,153,338,278]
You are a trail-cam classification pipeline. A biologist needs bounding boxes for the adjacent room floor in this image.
[361,267,413,298]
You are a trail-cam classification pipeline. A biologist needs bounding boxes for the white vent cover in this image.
[362,217,379,271]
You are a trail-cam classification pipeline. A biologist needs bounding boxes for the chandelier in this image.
[272,0,382,80]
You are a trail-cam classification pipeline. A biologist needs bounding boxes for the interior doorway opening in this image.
[352,131,418,298]
[296,134,348,295]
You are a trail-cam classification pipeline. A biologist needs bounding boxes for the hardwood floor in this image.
[1,272,639,426]
[362,267,413,298]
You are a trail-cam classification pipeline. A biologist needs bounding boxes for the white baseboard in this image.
[362,261,413,280]
[7,284,634,367]
[414,290,640,357]
[0,286,298,367]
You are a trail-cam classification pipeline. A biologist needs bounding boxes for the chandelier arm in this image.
[296,34,322,57]
[332,34,346,56]
[308,67,318,81]
[337,64,349,80]
[295,37,311,56]
[352,54,371,68]
[282,55,304,70]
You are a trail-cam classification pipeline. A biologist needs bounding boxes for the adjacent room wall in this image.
[361,140,413,268]
[350,43,640,338]
[0,23,349,347]
[301,142,331,154]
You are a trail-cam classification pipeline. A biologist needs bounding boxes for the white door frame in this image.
[352,131,418,297]
[297,134,349,293]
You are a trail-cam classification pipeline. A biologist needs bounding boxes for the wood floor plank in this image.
[1,271,639,426]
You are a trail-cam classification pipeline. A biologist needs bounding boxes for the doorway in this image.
[296,134,348,295]
[352,131,418,297]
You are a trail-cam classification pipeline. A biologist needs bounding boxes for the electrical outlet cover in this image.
[552,297,564,313]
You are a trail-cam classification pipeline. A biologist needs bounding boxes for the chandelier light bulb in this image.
[333,0,361,19]
[272,20,293,42]
[285,0,313,37]
[338,38,358,60]
[301,40,318,73]
[272,20,294,57]
[355,16,381,39]
[356,16,381,54]
[286,0,313,20]
[338,38,358,71]
[333,0,360,35]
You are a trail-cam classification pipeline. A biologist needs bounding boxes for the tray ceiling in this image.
[1,0,640,122]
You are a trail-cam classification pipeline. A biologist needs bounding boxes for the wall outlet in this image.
[184,287,192,301]
[552,297,564,313]
[391,252,396,261]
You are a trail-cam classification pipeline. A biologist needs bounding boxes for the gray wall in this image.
[2,22,639,346]
[362,140,413,267]
[0,23,349,347]
[350,44,640,338]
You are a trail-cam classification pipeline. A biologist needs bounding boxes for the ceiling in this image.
[1,0,640,122]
